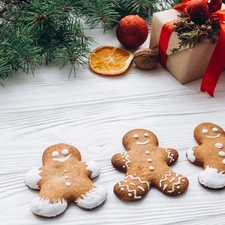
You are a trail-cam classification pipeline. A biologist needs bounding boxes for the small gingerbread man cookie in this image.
[111,129,189,201]
[25,143,107,217]
[187,122,225,189]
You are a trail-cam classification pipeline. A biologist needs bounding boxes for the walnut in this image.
[133,48,158,70]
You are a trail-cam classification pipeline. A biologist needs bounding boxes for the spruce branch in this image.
[0,0,181,83]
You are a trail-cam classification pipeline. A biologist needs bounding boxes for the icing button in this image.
[223,159,225,165]
[219,151,225,157]
[65,182,71,187]
[147,158,152,162]
[145,151,150,155]
[149,166,154,171]
[215,143,223,149]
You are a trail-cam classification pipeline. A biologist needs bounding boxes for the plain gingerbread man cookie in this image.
[25,143,107,217]
[111,129,189,200]
[187,122,225,189]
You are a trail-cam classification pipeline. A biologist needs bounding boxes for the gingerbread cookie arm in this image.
[111,152,130,172]
[113,174,151,201]
[25,167,42,190]
[85,161,101,179]
[186,145,205,166]
[164,148,178,165]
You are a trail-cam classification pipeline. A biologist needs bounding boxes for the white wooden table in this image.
[1,26,225,225]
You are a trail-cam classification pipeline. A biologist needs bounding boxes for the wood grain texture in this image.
[1,27,225,225]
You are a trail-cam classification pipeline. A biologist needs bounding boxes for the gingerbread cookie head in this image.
[25,143,107,217]
[187,122,225,189]
[111,129,189,201]
[193,122,225,145]
[42,144,81,165]
[122,129,158,151]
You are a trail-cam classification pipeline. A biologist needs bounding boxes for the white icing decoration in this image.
[136,140,150,145]
[25,168,42,190]
[144,133,149,137]
[53,154,71,163]
[213,127,219,132]
[165,149,174,164]
[159,170,172,187]
[30,197,68,217]
[121,152,130,169]
[138,186,145,191]
[75,185,107,209]
[187,147,196,162]
[145,151,150,155]
[149,166,154,171]
[61,149,69,155]
[117,175,150,199]
[223,159,225,165]
[199,166,225,188]
[64,170,67,173]
[206,134,220,139]
[133,134,139,139]
[130,182,136,186]
[215,143,223,149]
[65,182,71,187]
[219,151,225,157]
[167,175,185,193]
[85,161,100,179]
[202,129,208,134]
[160,171,185,193]
[128,193,132,197]
[52,151,59,157]
[120,187,124,191]
[147,158,152,162]
[65,176,69,179]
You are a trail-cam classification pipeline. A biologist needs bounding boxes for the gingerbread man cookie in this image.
[111,129,189,200]
[25,143,107,217]
[187,122,225,189]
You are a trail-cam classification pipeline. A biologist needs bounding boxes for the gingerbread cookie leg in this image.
[25,168,42,190]
[113,173,151,201]
[30,196,68,217]
[75,185,107,209]
[198,166,225,189]
[156,169,189,195]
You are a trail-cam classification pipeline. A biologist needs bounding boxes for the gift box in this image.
[150,4,225,85]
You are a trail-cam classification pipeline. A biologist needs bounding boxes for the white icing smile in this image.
[136,140,150,145]
[53,154,71,162]
[205,134,220,139]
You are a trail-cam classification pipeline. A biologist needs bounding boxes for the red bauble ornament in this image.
[185,0,209,20]
[116,15,148,49]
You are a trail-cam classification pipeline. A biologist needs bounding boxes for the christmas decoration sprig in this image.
[0,0,180,82]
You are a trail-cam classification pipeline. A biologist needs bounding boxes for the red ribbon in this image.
[158,21,174,67]
[159,1,225,96]
[200,11,225,96]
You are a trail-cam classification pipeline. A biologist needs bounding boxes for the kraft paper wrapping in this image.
[150,9,216,84]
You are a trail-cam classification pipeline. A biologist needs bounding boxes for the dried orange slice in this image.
[88,46,133,75]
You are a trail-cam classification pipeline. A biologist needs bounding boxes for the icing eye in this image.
[133,134,139,139]
[212,127,219,132]
[144,133,149,137]
[61,149,69,155]
[52,151,59,157]
[202,129,208,134]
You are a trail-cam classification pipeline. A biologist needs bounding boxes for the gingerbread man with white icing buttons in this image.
[187,122,225,189]
[25,143,107,217]
[111,129,189,201]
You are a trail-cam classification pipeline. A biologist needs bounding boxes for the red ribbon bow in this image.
[158,0,225,96]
